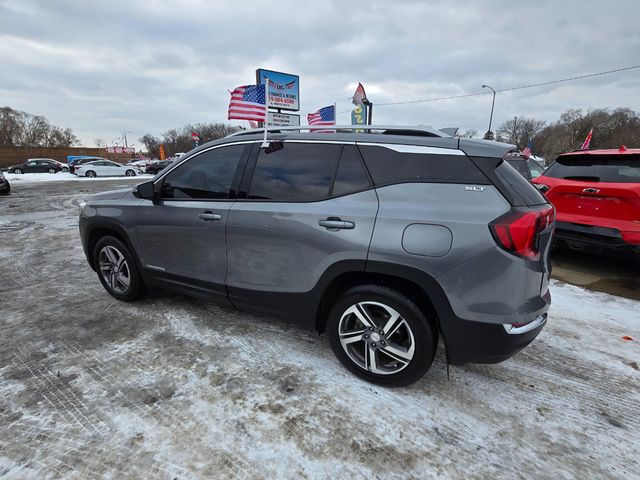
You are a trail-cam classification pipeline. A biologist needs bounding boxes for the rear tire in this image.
[93,235,143,301]
[86,170,97,178]
[326,285,437,387]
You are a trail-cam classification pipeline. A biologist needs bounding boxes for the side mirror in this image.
[135,180,156,199]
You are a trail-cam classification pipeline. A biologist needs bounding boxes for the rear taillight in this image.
[490,206,555,259]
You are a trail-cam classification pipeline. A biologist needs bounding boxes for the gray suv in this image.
[79,126,554,386]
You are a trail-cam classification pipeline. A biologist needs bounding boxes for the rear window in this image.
[545,154,640,183]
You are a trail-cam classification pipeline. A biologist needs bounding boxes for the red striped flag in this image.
[580,128,593,150]
[228,84,267,122]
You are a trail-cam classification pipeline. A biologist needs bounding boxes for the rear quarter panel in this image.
[368,183,549,325]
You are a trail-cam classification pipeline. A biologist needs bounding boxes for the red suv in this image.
[533,147,640,255]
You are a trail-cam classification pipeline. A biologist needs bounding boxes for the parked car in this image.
[0,171,10,195]
[145,159,174,175]
[79,126,554,386]
[533,147,640,256]
[504,153,546,181]
[7,158,64,174]
[68,157,109,174]
[75,160,142,178]
[50,160,70,172]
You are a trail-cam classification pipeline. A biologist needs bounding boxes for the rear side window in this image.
[545,154,640,183]
[248,143,341,201]
[358,145,489,185]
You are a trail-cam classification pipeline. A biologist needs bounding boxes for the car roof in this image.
[199,125,516,158]
[559,147,640,156]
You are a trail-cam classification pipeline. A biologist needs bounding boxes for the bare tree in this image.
[457,128,479,138]
[496,116,545,150]
[94,138,106,148]
[0,106,81,148]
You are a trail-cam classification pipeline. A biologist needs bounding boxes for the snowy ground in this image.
[3,172,154,183]
[0,179,638,479]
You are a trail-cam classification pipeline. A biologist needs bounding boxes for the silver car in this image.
[79,126,554,386]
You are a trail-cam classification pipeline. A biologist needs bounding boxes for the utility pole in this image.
[511,116,518,144]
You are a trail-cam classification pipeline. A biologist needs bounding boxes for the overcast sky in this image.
[1,0,639,147]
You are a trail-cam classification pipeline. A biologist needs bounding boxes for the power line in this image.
[339,64,640,112]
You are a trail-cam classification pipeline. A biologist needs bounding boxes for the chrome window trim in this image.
[356,142,464,156]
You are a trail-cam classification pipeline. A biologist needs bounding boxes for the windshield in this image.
[544,154,640,183]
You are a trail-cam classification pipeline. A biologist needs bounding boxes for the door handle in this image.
[318,218,355,230]
[198,212,222,222]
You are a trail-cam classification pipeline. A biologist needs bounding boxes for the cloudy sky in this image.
[1,0,639,147]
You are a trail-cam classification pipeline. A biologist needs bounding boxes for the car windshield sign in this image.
[545,154,640,183]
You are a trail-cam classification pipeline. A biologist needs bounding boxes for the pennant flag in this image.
[352,82,367,106]
[228,84,267,121]
[521,140,533,158]
[580,128,593,150]
[307,105,336,127]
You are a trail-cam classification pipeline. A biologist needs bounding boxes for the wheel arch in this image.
[84,220,140,272]
[315,262,453,338]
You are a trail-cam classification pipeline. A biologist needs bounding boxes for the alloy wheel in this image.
[338,301,415,375]
[98,245,131,294]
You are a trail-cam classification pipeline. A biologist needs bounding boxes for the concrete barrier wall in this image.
[0,146,135,168]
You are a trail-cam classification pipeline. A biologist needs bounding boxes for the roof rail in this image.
[226,124,449,138]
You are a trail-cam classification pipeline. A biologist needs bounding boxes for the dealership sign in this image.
[256,68,300,111]
[106,146,135,154]
[267,112,300,127]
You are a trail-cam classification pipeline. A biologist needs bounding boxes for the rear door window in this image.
[545,154,640,183]
[331,145,371,197]
[248,142,341,201]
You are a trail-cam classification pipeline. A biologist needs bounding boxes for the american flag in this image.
[580,128,593,150]
[307,105,336,126]
[228,84,267,121]
[521,140,533,158]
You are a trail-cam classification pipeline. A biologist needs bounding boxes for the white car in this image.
[74,160,142,178]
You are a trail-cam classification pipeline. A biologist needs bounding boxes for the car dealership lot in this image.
[0,179,638,479]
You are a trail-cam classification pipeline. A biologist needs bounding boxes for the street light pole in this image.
[123,131,133,148]
[482,84,496,140]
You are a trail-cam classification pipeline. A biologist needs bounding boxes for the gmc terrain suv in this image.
[79,126,554,386]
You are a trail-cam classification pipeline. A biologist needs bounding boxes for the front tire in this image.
[48,168,57,174]
[327,285,437,387]
[93,236,143,301]
[14,168,23,174]
[85,170,97,178]
[125,169,136,176]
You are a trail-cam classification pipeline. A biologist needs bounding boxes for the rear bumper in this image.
[554,221,640,253]
[442,300,549,365]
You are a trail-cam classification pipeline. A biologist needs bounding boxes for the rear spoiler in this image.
[439,127,459,136]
